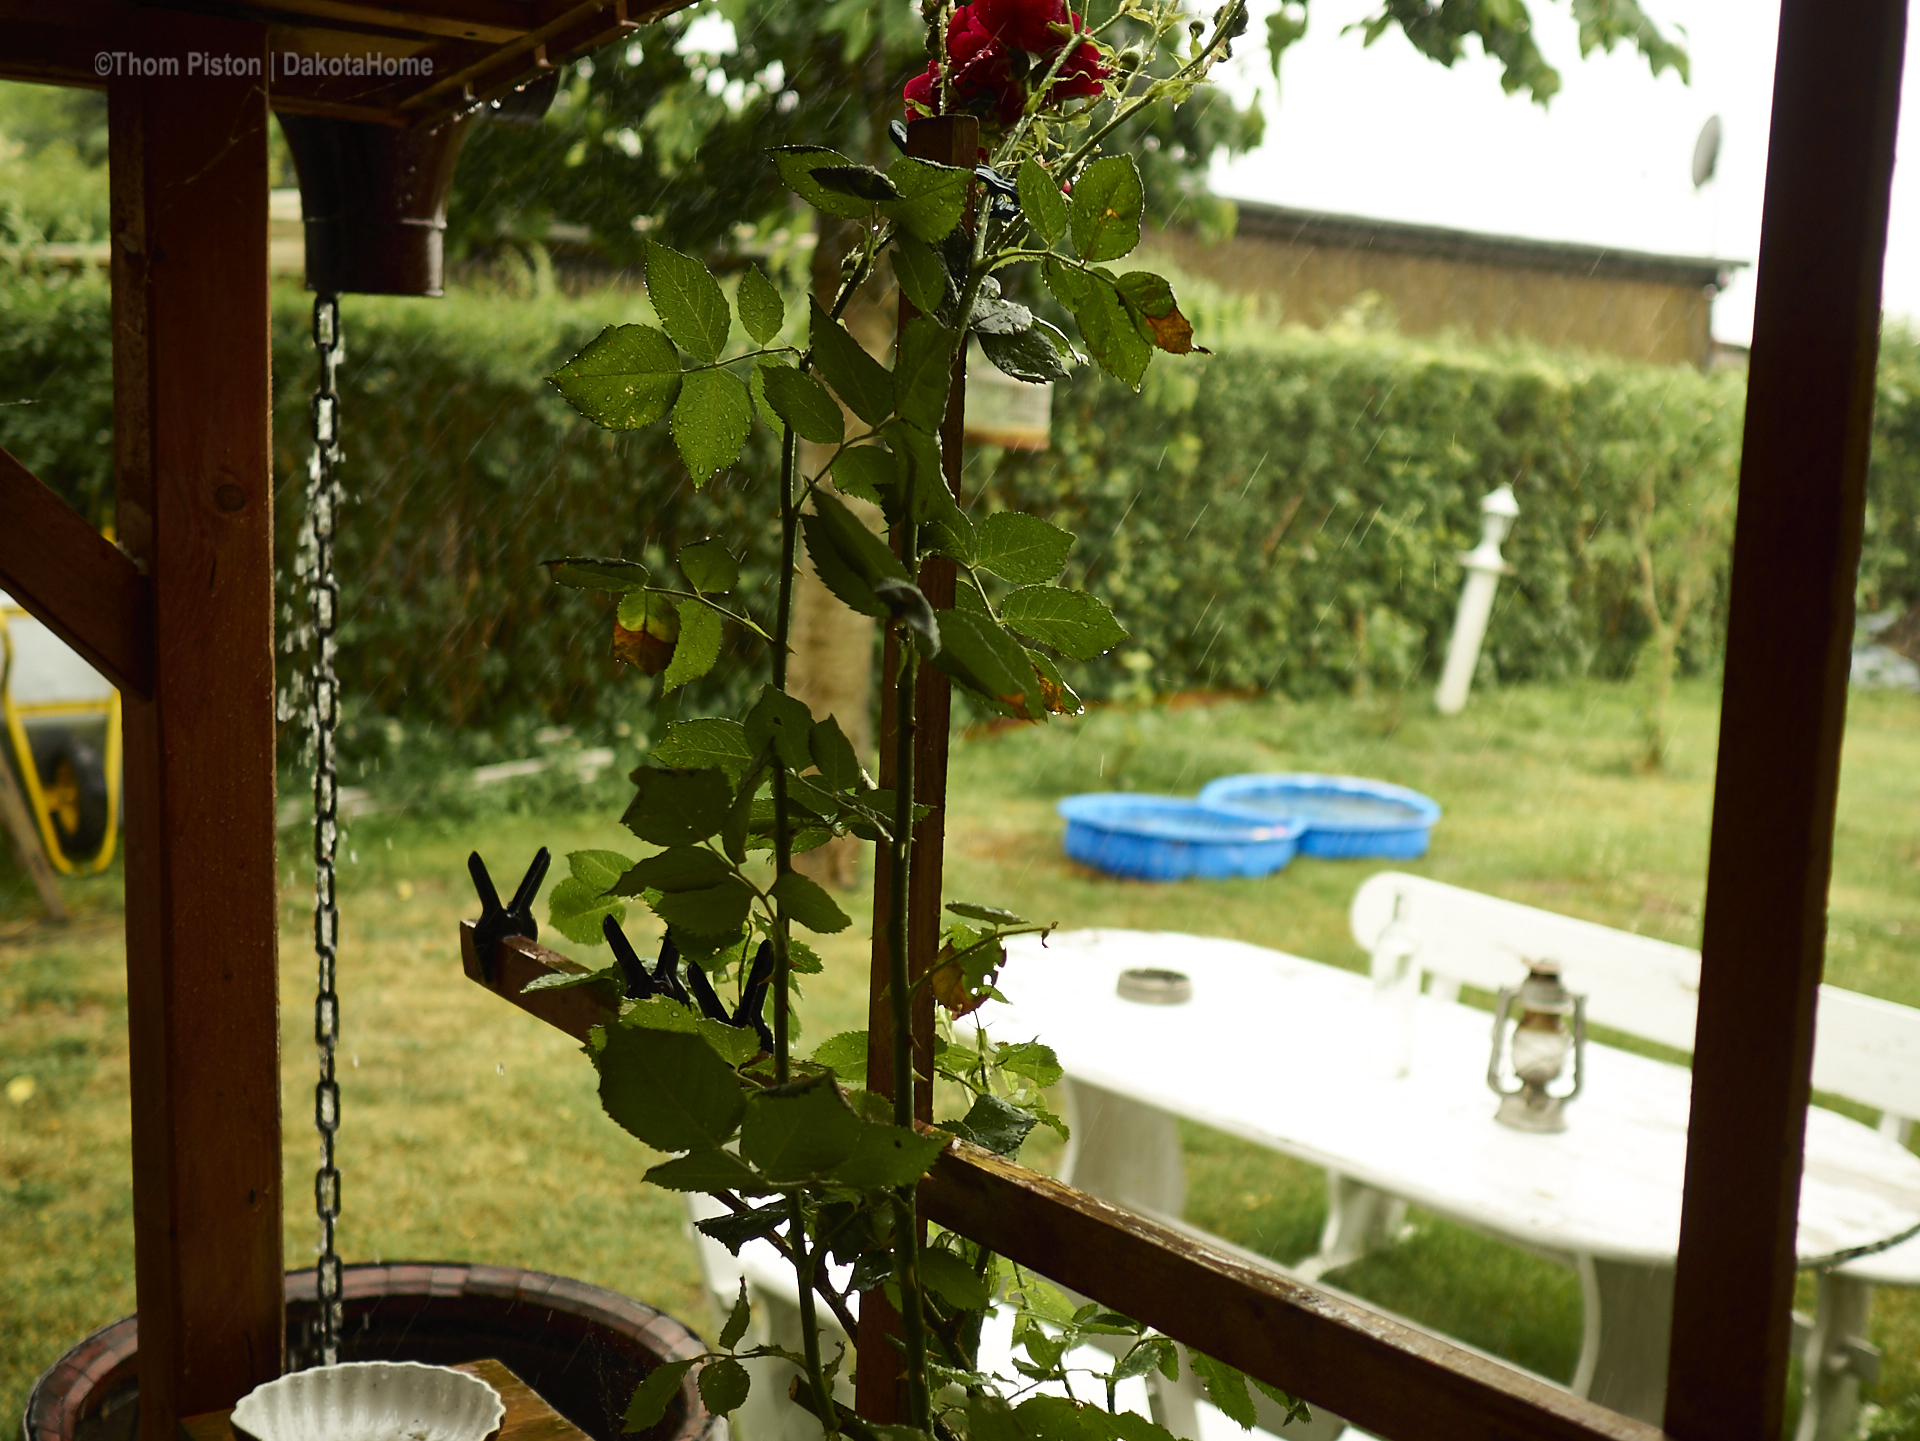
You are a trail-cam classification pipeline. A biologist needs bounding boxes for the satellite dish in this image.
[1692,115,1723,189]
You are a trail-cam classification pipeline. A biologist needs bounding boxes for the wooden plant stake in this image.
[0,754,67,921]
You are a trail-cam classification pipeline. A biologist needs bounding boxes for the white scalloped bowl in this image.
[231,1362,504,1441]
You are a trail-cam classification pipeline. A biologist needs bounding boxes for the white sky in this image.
[1206,0,1920,347]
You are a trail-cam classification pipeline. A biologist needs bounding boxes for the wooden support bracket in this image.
[0,445,152,698]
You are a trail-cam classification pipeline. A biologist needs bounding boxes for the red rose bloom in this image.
[1051,38,1110,99]
[904,63,937,116]
[975,0,1069,54]
[901,0,1103,123]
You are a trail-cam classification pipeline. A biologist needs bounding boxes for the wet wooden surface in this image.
[179,1359,588,1441]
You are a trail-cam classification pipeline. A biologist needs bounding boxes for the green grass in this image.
[3,676,1919,1431]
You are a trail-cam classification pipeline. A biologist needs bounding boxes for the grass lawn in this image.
[3,677,1918,1434]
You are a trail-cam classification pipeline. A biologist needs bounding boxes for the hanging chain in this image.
[309,293,345,1367]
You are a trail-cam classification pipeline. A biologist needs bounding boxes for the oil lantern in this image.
[1486,960,1586,1131]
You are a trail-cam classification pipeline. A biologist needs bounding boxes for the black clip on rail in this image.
[468,848,550,984]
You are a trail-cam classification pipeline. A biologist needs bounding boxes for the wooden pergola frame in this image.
[0,1,1903,1438]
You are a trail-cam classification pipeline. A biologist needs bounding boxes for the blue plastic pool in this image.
[1058,794,1305,881]
[1198,774,1442,860]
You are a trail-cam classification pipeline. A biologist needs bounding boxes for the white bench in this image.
[1345,872,1920,1441]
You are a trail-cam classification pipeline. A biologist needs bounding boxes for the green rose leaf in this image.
[547,876,625,944]
[745,683,816,770]
[918,1247,993,1310]
[625,995,762,1066]
[717,1279,752,1350]
[671,368,753,483]
[768,145,873,218]
[598,1025,745,1152]
[802,489,909,619]
[931,610,1038,719]
[544,556,649,593]
[895,317,959,433]
[979,326,1071,385]
[995,1039,1064,1089]
[762,364,846,444]
[1188,1353,1257,1430]
[812,163,900,201]
[1024,646,1085,716]
[809,715,865,791]
[1069,155,1145,264]
[831,1120,946,1188]
[645,240,732,361]
[810,1030,869,1084]
[973,512,1073,584]
[1001,586,1129,659]
[624,1359,697,1434]
[652,876,756,936]
[615,845,732,895]
[1018,159,1068,247]
[943,1091,1036,1156]
[1114,270,1199,355]
[570,848,634,893]
[655,718,756,782]
[883,156,972,242]
[698,1358,752,1417]
[736,264,785,344]
[549,324,682,431]
[946,900,1027,924]
[829,446,901,508]
[643,1148,770,1195]
[661,599,724,694]
[1044,259,1150,392]
[677,537,740,594]
[810,299,895,426]
[770,870,852,934]
[739,1074,863,1180]
[624,766,734,845]
[893,233,952,318]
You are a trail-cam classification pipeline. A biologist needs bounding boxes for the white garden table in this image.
[977,929,1920,1425]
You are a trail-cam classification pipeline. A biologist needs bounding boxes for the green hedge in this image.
[6,268,1918,737]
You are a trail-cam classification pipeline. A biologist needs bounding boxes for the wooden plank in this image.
[0,747,67,921]
[460,928,1654,1441]
[1664,0,1908,1435]
[109,19,284,1441]
[179,1360,591,1441]
[0,446,152,697]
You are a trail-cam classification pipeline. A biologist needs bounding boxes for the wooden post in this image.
[0,755,67,921]
[109,18,284,1441]
[860,113,978,1425]
[1664,0,1907,1434]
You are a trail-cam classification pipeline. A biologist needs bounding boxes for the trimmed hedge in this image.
[5,269,1917,735]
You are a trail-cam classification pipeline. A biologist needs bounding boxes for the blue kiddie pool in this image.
[1058,794,1306,882]
[1199,773,1442,860]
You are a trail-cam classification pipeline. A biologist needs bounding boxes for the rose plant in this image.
[523,3,1310,1439]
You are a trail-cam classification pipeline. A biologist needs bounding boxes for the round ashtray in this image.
[231,1362,504,1441]
[1117,967,1193,1005]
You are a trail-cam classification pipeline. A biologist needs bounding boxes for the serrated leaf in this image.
[624,1359,696,1433]
[832,1120,946,1188]
[739,1074,863,1180]
[745,684,815,769]
[643,1148,769,1194]
[598,1025,745,1152]
[812,163,900,201]
[737,264,785,344]
[697,1358,751,1418]
[810,1030,869,1084]
[1001,586,1128,659]
[931,610,1037,719]
[1044,259,1150,392]
[652,876,755,936]
[550,325,682,431]
[803,491,907,618]
[624,766,734,845]
[1188,1353,1257,1430]
[830,446,900,507]
[614,590,679,673]
[1024,647,1084,716]
[995,1039,1064,1089]
[883,156,971,242]
[616,845,732,894]
[974,513,1073,584]
[748,358,781,430]
[895,317,959,432]
[979,326,1070,385]
[946,900,1026,925]
[654,718,755,781]
[645,240,731,361]
[671,368,753,482]
[810,299,894,426]
[810,716,863,790]
[944,1091,1036,1156]
[696,1200,788,1255]
[1069,155,1144,264]
[762,364,845,444]
[661,599,723,694]
[918,1247,992,1310]
[1114,271,1197,354]
[893,233,951,317]
[719,1281,753,1349]
[1018,160,1068,247]
[770,870,851,934]
[545,556,650,592]
[570,848,635,892]
[625,995,761,1066]
[678,537,740,593]
[548,876,625,944]
[768,145,872,218]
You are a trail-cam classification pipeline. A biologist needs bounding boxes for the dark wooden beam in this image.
[109,18,284,1441]
[458,927,1658,1441]
[1664,0,1908,1434]
[0,446,152,698]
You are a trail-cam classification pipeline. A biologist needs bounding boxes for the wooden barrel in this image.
[21,1263,712,1441]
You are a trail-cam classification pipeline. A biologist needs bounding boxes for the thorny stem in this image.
[791,1200,839,1435]
[772,424,800,1083]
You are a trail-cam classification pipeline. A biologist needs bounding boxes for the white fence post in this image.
[1435,485,1519,715]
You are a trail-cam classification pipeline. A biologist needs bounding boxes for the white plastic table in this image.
[977,929,1920,1424]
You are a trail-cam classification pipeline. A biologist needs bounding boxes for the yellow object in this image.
[6,1075,36,1105]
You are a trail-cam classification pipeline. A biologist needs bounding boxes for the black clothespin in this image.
[683,953,734,1025]
[733,941,776,1052]
[468,848,549,983]
[652,932,692,1007]
[603,915,658,1000]
[972,164,1018,198]
[888,119,910,153]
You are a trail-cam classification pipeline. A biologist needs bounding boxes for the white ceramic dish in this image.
[231,1362,504,1441]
